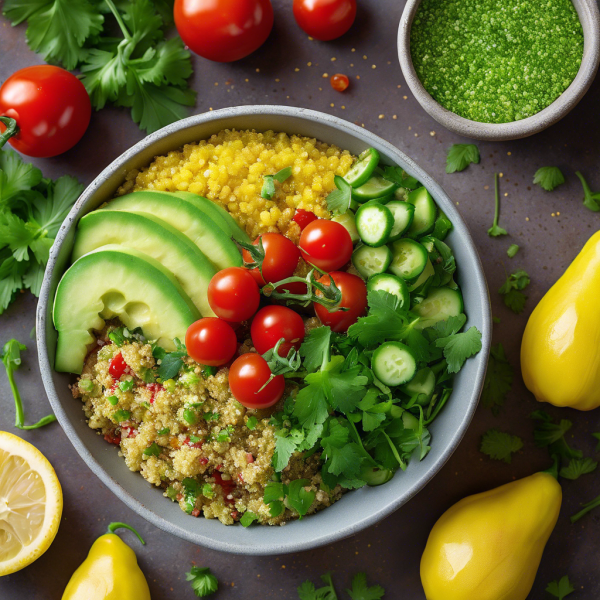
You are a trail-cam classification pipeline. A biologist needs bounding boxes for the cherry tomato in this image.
[242,233,300,287]
[0,65,91,158]
[174,0,274,62]
[228,353,285,409]
[185,318,237,367]
[330,73,350,92]
[293,0,357,41]
[208,267,260,322]
[299,219,353,272]
[109,353,128,379]
[293,209,318,231]
[251,306,305,356]
[314,271,367,332]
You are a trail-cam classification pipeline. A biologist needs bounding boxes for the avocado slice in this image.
[53,245,200,374]
[72,210,217,317]
[106,192,242,271]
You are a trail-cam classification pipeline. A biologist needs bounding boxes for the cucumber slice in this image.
[406,187,437,238]
[412,286,464,329]
[401,367,435,404]
[408,259,435,292]
[372,341,417,386]
[344,148,380,188]
[352,245,392,279]
[367,273,410,308]
[332,211,360,243]
[388,239,428,281]
[362,466,395,486]
[355,202,394,247]
[394,187,409,202]
[386,200,415,241]
[352,176,398,202]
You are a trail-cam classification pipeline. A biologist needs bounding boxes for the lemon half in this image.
[0,431,63,576]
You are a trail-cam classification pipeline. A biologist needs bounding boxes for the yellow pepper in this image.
[521,230,600,410]
[420,472,561,600]
[62,522,151,600]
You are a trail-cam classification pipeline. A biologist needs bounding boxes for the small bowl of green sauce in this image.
[398,0,600,141]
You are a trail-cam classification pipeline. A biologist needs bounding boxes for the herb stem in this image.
[104,0,132,40]
[382,431,406,470]
[493,172,500,228]
[0,116,18,150]
[570,494,600,524]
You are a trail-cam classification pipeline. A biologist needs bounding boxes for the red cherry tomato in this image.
[299,219,353,272]
[0,65,91,158]
[330,73,350,92]
[293,0,357,41]
[314,271,367,332]
[109,353,128,379]
[185,318,237,367]
[208,267,261,322]
[293,209,318,231]
[228,353,285,409]
[242,233,300,287]
[251,306,305,357]
[174,0,274,62]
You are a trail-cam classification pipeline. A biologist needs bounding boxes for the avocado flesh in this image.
[72,210,216,317]
[53,245,200,374]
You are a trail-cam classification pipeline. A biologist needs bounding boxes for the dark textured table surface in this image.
[1,1,600,598]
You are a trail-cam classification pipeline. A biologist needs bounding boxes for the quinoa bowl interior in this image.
[37,106,491,555]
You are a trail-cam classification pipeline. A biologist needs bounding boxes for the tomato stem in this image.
[107,522,146,545]
[0,116,18,150]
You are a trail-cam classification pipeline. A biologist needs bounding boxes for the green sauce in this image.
[410,0,584,123]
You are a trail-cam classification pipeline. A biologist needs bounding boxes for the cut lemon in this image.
[0,431,63,576]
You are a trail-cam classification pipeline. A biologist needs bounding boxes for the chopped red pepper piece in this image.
[108,353,127,379]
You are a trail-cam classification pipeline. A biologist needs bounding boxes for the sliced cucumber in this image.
[332,211,360,243]
[372,341,417,386]
[362,466,395,486]
[388,239,428,281]
[355,202,394,247]
[352,176,398,202]
[394,187,409,202]
[352,245,392,279]
[367,273,410,308]
[344,148,380,188]
[412,286,464,329]
[401,367,435,404]
[386,200,415,241]
[406,187,437,238]
[408,259,435,292]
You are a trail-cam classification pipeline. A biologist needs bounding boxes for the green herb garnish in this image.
[533,167,565,191]
[107,395,119,406]
[571,494,600,524]
[532,410,582,460]
[186,566,218,597]
[546,575,575,599]
[143,442,161,458]
[481,343,513,415]
[381,166,420,190]
[113,409,131,422]
[153,338,187,380]
[119,379,134,392]
[480,429,523,463]
[246,416,258,430]
[347,572,385,600]
[261,167,293,200]
[297,572,338,600]
[326,175,353,215]
[575,171,600,212]
[487,173,508,237]
[240,511,259,527]
[157,427,170,436]
[446,144,480,174]
[559,457,597,480]
[499,269,530,314]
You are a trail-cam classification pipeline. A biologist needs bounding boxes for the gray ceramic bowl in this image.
[398,0,600,141]
[37,106,491,555]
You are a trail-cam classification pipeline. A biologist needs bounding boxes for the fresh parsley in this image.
[326,175,353,215]
[246,416,258,430]
[531,411,582,460]
[574,171,600,212]
[446,144,480,174]
[480,429,523,463]
[507,244,520,258]
[153,338,187,380]
[347,572,385,600]
[571,493,600,524]
[499,269,530,314]
[487,173,508,237]
[186,566,218,598]
[264,479,316,519]
[481,343,513,415]
[240,511,259,527]
[298,572,338,600]
[533,167,565,192]
[434,326,482,374]
[261,167,293,199]
[142,442,161,458]
[559,457,597,480]
[546,575,575,599]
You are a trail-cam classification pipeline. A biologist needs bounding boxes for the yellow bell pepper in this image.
[521,230,600,410]
[420,472,561,600]
[62,522,151,600]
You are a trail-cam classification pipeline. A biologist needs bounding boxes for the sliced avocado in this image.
[53,245,200,374]
[72,210,217,317]
[106,192,242,270]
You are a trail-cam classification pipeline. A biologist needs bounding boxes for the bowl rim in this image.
[398,0,600,141]
[36,105,491,555]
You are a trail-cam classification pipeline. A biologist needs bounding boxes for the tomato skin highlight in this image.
[208,267,261,322]
[293,209,318,231]
[185,318,237,367]
[293,0,357,41]
[174,0,274,62]
[228,353,285,409]
[251,305,305,356]
[0,65,91,158]
[314,271,367,332]
[108,353,128,379]
[242,233,300,287]
[299,219,353,272]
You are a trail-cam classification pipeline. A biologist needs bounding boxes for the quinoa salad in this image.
[54,129,483,527]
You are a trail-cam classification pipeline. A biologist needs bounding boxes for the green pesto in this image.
[410,0,584,123]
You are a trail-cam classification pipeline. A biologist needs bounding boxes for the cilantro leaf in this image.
[381,166,420,190]
[533,167,565,192]
[186,566,218,597]
[347,572,385,600]
[559,457,597,480]
[298,572,338,600]
[300,326,332,372]
[499,269,530,314]
[446,144,480,173]
[507,244,520,258]
[294,376,330,429]
[487,173,507,236]
[321,418,364,480]
[153,339,187,380]
[0,149,42,206]
[326,175,353,215]
[240,511,259,527]
[287,479,316,518]
[136,37,193,87]
[481,343,513,414]
[532,413,583,460]
[546,576,575,600]
[575,171,600,212]
[435,326,482,373]
[480,429,523,463]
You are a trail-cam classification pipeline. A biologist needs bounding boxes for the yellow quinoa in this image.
[116,129,354,239]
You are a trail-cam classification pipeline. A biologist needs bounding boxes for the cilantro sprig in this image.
[186,566,218,597]
[347,572,385,600]
[488,173,508,237]
[574,171,600,212]
[499,269,530,314]
[546,575,575,599]
[297,571,385,600]
[326,175,353,215]
[446,144,480,174]
[533,167,565,192]
[480,429,523,463]
[152,338,187,380]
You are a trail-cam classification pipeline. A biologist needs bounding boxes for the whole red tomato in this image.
[185,318,237,367]
[251,305,305,356]
[174,0,274,62]
[228,353,285,409]
[299,219,353,272]
[314,271,367,332]
[0,65,91,158]
[293,0,357,41]
[207,267,261,322]
[242,233,300,287]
